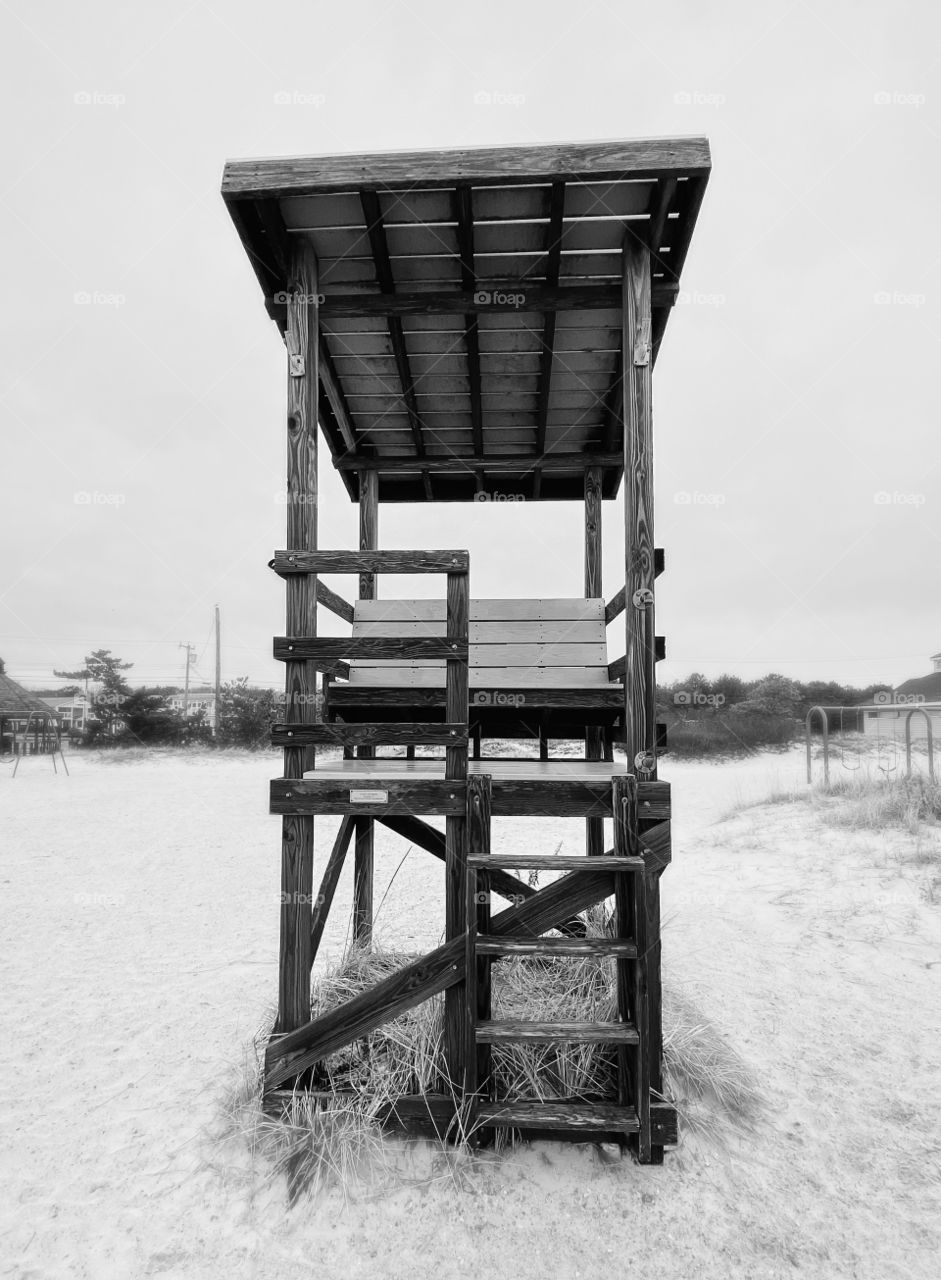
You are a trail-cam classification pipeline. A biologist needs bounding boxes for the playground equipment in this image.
[806,703,936,784]
[222,136,711,1161]
[904,707,936,782]
[10,711,69,776]
[0,664,70,776]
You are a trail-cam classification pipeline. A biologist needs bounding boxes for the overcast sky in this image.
[1,0,937,692]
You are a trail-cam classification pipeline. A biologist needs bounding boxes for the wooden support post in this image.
[353,471,378,946]
[467,772,492,1110]
[444,566,470,1090]
[584,464,603,599]
[613,774,651,1161]
[622,241,657,777]
[641,859,664,1164]
[278,241,319,1034]
[621,247,666,1158]
[585,465,604,857]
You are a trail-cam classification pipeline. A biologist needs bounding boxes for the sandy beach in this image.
[2,745,939,1280]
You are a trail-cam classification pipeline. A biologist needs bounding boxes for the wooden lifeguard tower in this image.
[222,136,710,1163]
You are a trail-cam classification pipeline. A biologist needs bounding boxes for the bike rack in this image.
[805,706,830,785]
[904,707,936,782]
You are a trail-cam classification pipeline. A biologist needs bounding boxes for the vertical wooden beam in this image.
[640,859,664,1163]
[584,465,604,857]
[357,470,378,603]
[466,772,492,1109]
[613,775,651,1161]
[278,240,319,1034]
[353,471,378,945]
[584,465,603,599]
[622,241,657,776]
[444,566,469,1088]
[622,239,666,1162]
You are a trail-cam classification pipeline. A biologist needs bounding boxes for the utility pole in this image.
[213,605,221,736]
[179,642,196,716]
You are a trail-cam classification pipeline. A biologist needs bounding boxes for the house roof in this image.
[0,672,60,719]
[895,672,941,701]
[221,136,711,503]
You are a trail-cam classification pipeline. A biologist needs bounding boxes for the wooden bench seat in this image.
[324,596,626,742]
[347,597,618,689]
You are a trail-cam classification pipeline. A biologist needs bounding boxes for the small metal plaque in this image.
[350,789,388,804]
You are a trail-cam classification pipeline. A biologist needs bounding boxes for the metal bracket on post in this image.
[632,587,654,609]
[634,749,657,775]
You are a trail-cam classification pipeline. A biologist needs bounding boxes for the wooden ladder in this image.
[465,772,655,1161]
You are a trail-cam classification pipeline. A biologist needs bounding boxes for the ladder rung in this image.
[476,935,637,958]
[476,1020,639,1044]
[476,1100,640,1132]
[468,854,644,871]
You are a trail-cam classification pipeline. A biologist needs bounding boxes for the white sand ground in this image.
[1,745,939,1280]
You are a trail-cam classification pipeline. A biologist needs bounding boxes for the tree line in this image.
[52,649,318,749]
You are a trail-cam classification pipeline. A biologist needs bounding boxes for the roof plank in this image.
[222,137,711,199]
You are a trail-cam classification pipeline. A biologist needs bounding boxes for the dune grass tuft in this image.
[215,905,769,1198]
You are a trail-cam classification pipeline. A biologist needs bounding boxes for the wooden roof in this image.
[0,672,59,719]
[221,137,711,503]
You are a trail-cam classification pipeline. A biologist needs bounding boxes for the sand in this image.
[1,745,939,1279]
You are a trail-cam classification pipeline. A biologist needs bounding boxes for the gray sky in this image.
[1,0,937,692]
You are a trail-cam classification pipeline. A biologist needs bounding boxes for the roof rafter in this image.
[359,190,433,500]
[533,181,566,498]
[453,186,484,467]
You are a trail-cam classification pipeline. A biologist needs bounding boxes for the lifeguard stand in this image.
[222,136,710,1162]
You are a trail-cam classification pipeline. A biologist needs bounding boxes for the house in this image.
[35,692,90,732]
[166,685,215,725]
[861,652,941,742]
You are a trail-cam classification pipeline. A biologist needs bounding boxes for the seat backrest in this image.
[350,598,611,687]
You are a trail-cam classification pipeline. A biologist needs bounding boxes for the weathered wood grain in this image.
[314,580,354,624]
[271,778,466,816]
[309,817,354,963]
[327,686,625,710]
[475,935,637,958]
[614,775,651,1162]
[353,467,379,942]
[274,637,469,661]
[465,774,492,1097]
[221,137,711,198]
[265,938,465,1088]
[477,1100,639,1130]
[477,1020,638,1044]
[271,722,467,748]
[263,1089,677,1145]
[272,549,469,574]
[311,284,673,318]
[622,242,657,774]
[278,239,319,1034]
[334,451,621,474]
[468,853,643,871]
